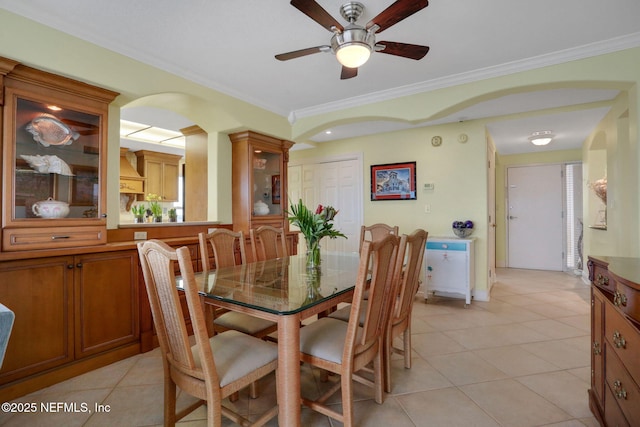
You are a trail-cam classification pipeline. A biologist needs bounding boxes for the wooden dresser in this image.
[588,256,640,426]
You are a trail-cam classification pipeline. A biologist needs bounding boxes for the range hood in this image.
[120,147,145,210]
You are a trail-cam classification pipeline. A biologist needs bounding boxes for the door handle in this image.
[509,216,518,220]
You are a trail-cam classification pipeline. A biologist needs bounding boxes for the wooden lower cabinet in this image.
[0,256,74,384]
[74,251,139,358]
[0,250,139,401]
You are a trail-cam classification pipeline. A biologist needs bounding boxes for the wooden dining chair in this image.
[198,230,278,340]
[250,226,288,261]
[137,239,279,427]
[298,234,400,426]
[383,228,427,392]
[359,223,399,253]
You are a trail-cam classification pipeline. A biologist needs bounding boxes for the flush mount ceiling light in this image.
[529,130,554,146]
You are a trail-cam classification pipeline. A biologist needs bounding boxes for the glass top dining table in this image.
[177,252,361,427]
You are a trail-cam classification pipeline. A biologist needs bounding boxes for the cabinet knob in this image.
[595,273,609,287]
[76,263,83,269]
[613,330,626,349]
[613,380,627,400]
[67,264,74,269]
[613,290,627,307]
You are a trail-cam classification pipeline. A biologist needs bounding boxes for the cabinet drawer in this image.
[2,226,106,251]
[614,282,640,324]
[605,347,640,426]
[591,262,614,293]
[604,302,640,383]
[604,381,631,427]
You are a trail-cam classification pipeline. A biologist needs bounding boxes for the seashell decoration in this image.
[26,113,80,147]
[20,154,74,176]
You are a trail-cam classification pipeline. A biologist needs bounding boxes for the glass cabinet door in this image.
[9,95,103,222]
[252,149,282,217]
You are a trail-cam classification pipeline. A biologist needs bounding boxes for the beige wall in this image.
[582,91,639,259]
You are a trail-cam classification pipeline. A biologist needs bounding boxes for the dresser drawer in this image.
[590,261,614,293]
[604,381,631,427]
[2,226,106,251]
[605,347,640,426]
[605,302,640,384]
[614,282,640,324]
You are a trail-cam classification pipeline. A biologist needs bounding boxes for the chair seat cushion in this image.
[192,330,277,387]
[214,311,276,335]
[300,317,361,364]
[328,302,367,326]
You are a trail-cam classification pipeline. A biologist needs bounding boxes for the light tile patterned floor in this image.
[1,268,599,426]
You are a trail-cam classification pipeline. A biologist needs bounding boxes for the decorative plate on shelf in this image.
[26,114,80,147]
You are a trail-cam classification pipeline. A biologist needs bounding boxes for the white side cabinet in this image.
[424,237,475,306]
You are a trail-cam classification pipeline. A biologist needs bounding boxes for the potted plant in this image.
[168,208,177,222]
[146,193,163,222]
[131,204,146,223]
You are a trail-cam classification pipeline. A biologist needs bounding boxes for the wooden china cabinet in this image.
[230,131,297,257]
[0,57,142,402]
[230,130,294,231]
[1,57,117,251]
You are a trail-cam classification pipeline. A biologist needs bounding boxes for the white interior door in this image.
[507,164,563,271]
[291,156,362,253]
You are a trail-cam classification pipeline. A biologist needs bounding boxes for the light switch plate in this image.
[423,183,434,190]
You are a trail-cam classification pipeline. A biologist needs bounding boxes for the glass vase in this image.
[305,238,321,270]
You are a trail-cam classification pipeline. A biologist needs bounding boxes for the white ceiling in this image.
[3,0,640,154]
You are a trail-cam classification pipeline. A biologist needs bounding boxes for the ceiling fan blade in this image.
[376,41,429,60]
[366,0,429,33]
[275,46,330,61]
[340,66,358,80]
[290,0,344,32]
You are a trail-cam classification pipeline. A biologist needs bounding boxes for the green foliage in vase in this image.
[286,198,347,244]
[146,193,163,217]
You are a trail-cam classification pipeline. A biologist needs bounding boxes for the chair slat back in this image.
[346,235,400,359]
[359,223,399,253]
[250,226,288,261]
[138,240,217,383]
[393,229,428,323]
[199,229,246,272]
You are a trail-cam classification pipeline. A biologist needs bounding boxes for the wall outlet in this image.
[423,183,435,190]
[134,231,147,240]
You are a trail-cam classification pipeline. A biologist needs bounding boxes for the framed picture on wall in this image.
[370,161,416,201]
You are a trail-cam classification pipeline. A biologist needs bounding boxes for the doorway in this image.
[289,154,363,254]
[507,164,564,271]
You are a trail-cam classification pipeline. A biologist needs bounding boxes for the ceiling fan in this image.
[275,0,430,80]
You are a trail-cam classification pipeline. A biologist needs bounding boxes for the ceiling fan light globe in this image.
[336,43,371,68]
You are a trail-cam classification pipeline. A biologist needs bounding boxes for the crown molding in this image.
[290,32,640,121]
